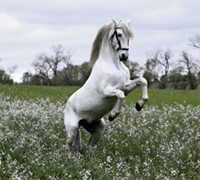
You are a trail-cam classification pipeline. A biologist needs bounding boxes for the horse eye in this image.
[118,34,122,38]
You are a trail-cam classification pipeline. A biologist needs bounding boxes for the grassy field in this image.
[0,85,200,179]
[0,85,79,103]
[1,85,200,107]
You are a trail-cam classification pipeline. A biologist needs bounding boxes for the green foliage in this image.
[145,59,157,71]
[187,73,199,90]
[158,75,167,89]
[0,69,13,85]
[168,66,188,90]
[143,59,159,87]
[23,61,91,86]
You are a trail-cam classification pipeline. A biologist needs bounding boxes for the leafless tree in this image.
[32,53,52,85]
[62,47,73,67]
[179,51,198,89]
[50,45,70,85]
[150,48,172,76]
[7,65,18,75]
[61,47,75,85]
[147,48,173,88]
[32,45,73,85]
[189,34,200,49]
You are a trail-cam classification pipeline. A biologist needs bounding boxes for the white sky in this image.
[1,0,200,82]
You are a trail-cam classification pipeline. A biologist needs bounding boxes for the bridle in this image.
[109,26,129,51]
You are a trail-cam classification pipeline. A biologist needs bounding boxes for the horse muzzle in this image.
[119,51,129,61]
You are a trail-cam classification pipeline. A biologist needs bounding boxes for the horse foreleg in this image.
[102,87,125,121]
[124,77,148,111]
[108,98,123,121]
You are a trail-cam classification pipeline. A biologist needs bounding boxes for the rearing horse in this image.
[64,19,148,153]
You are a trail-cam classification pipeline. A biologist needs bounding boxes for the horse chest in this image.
[109,70,129,89]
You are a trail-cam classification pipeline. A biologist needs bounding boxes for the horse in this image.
[64,18,148,153]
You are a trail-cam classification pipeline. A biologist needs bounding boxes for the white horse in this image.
[64,19,148,153]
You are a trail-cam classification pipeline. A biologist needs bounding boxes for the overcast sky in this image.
[1,0,200,82]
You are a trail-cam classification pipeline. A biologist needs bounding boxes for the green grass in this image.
[1,85,200,108]
[0,85,79,103]
[126,88,200,108]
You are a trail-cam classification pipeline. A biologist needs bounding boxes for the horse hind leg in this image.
[79,118,106,148]
[65,126,83,155]
[85,118,106,147]
[64,113,83,154]
[65,125,77,151]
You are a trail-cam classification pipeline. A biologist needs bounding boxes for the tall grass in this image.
[0,86,200,179]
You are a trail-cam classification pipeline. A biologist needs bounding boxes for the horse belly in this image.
[75,95,117,122]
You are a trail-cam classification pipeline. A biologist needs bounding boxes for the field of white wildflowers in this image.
[0,93,199,179]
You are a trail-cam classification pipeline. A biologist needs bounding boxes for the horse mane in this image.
[89,20,133,68]
[89,23,112,68]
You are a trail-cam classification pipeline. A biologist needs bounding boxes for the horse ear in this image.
[127,19,131,26]
[112,18,118,27]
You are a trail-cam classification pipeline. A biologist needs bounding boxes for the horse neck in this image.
[98,40,121,69]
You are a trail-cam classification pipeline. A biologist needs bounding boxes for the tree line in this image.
[0,57,17,85]
[1,34,200,89]
[21,45,91,86]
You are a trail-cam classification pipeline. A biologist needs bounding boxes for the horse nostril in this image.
[121,53,128,61]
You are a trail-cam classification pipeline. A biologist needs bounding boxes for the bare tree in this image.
[61,48,75,85]
[189,34,200,49]
[143,58,158,87]
[32,45,73,85]
[147,48,172,88]
[50,45,69,85]
[179,51,198,89]
[7,65,18,75]
[32,53,52,85]
[62,47,73,67]
[151,48,172,76]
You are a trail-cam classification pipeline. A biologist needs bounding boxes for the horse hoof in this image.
[135,102,142,111]
[108,115,115,121]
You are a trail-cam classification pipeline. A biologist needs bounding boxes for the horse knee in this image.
[65,125,78,145]
[117,90,125,100]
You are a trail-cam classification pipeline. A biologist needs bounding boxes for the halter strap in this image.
[109,26,129,51]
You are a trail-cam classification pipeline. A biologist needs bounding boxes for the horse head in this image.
[109,19,133,61]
